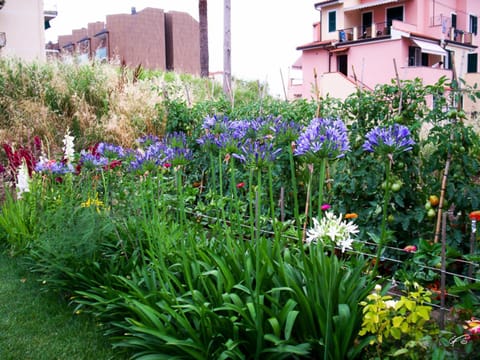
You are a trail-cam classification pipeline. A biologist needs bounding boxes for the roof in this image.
[77,36,90,43]
[94,29,109,37]
[344,0,399,12]
[314,1,343,10]
[292,56,302,69]
[297,39,333,51]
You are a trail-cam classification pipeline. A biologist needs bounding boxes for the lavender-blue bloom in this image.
[363,124,415,155]
[97,143,127,159]
[294,118,350,160]
[129,132,192,171]
[35,160,74,174]
[232,139,282,169]
[80,150,109,168]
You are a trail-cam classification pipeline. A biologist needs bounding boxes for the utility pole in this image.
[199,0,209,78]
[223,0,232,99]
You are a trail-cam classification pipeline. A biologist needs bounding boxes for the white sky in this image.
[44,1,319,97]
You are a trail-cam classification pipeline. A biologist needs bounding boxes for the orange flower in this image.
[403,245,417,253]
[345,213,358,219]
[469,210,480,221]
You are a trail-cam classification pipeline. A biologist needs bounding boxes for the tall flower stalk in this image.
[363,123,415,275]
[233,139,281,241]
[295,118,350,237]
[16,159,30,199]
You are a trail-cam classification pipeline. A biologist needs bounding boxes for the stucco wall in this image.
[0,0,46,61]
[107,8,166,70]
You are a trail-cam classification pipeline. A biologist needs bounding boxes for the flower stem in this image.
[373,157,392,276]
[317,157,327,217]
[288,144,302,241]
[248,168,255,241]
[268,164,278,241]
[256,168,262,242]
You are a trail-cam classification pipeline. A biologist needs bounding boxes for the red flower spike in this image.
[236,182,245,189]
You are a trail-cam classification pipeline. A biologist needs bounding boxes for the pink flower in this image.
[236,182,245,189]
[321,204,331,211]
[163,163,171,168]
[403,245,417,253]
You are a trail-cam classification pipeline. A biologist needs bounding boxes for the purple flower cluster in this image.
[363,124,415,155]
[197,116,250,153]
[294,118,350,160]
[35,159,74,174]
[130,132,192,171]
[79,150,109,168]
[97,143,128,159]
[232,139,282,169]
[198,115,301,155]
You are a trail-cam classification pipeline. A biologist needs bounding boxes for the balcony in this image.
[337,21,390,43]
[448,28,474,45]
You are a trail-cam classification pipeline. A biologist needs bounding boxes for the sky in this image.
[44,1,319,97]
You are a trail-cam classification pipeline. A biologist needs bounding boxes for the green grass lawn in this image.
[0,251,124,360]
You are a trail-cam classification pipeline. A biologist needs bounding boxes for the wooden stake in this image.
[393,58,403,114]
[433,57,459,243]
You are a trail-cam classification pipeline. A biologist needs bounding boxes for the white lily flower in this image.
[305,211,359,252]
[16,159,30,199]
[63,128,75,163]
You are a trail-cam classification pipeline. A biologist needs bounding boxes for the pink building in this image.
[290,0,479,100]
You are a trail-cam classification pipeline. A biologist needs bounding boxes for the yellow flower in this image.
[81,193,105,212]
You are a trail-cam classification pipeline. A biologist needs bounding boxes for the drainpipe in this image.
[329,51,332,72]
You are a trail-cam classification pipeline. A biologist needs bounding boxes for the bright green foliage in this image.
[359,282,438,358]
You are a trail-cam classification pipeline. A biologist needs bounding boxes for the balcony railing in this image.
[449,28,473,45]
[338,22,390,42]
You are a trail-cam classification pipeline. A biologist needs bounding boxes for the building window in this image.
[470,15,478,35]
[451,13,457,29]
[446,50,453,70]
[468,53,478,73]
[328,11,336,33]
[408,46,421,66]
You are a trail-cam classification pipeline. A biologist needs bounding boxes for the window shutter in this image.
[328,11,336,33]
[468,53,478,73]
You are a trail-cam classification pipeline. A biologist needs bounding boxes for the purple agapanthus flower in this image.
[35,159,74,174]
[79,150,109,169]
[363,124,415,155]
[96,143,128,159]
[130,132,192,171]
[294,118,350,160]
[232,139,282,169]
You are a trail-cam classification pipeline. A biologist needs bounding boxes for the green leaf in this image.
[283,310,298,341]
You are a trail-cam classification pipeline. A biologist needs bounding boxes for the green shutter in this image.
[471,15,478,35]
[329,11,336,32]
[468,53,478,73]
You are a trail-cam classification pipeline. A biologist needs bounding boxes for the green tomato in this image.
[427,208,436,218]
[425,201,432,210]
[391,182,402,192]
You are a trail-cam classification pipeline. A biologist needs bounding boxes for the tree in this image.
[199,0,209,78]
